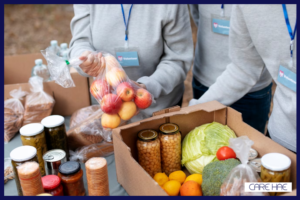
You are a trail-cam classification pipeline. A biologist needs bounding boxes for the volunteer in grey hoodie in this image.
[189,4,297,152]
[69,4,193,118]
[189,4,273,134]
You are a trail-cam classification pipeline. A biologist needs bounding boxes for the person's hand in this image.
[132,81,146,90]
[79,51,105,77]
[189,98,199,106]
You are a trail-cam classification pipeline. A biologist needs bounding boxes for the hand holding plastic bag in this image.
[4,88,27,143]
[220,136,268,196]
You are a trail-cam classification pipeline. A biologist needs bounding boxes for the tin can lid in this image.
[138,130,158,141]
[20,123,44,136]
[41,115,65,128]
[42,175,61,190]
[43,149,66,162]
[59,161,80,175]
[10,146,37,162]
[261,153,291,171]
[159,123,179,135]
[37,193,52,196]
[249,158,262,173]
[249,148,258,160]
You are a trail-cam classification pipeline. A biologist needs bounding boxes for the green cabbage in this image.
[181,122,236,174]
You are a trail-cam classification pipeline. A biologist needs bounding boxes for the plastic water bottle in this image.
[31,59,51,82]
[62,51,69,61]
[59,43,68,57]
[49,40,61,56]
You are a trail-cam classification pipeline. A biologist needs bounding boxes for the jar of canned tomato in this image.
[41,175,64,196]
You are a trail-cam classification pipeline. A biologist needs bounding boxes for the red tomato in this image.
[216,146,236,160]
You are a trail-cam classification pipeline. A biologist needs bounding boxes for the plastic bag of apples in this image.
[90,53,154,129]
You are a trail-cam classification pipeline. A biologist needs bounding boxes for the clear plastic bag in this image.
[220,136,268,196]
[69,142,114,163]
[4,88,27,143]
[23,76,55,125]
[41,47,77,88]
[4,158,14,183]
[69,105,101,128]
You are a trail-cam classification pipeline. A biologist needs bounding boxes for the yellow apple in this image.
[101,113,121,129]
[118,101,137,121]
[105,67,127,87]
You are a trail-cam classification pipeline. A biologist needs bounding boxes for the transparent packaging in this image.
[31,59,51,82]
[4,88,27,143]
[4,158,14,184]
[137,130,161,177]
[159,123,181,175]
[69,105,101,128]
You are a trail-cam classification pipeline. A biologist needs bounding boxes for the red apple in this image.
[90,80,110,101]
[100,94,122,114]
[116,82,135,102]
[134,88,152,109]
[105,67,127,87]
[101,113,121,129]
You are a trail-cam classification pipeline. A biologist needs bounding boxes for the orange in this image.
[163,180,181,196]
[184,174,203,186]
[169,170,186,184]
[153,173,169,186]
[180,181,203,196]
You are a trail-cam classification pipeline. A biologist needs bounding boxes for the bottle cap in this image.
[159,123,179,135]
[42,175,61,190]
[60,43,68,49]
[59,161,80,175]
[20,123,44,137]
[50,40,58,46]
[41,115,65,128]
[138,130,158,141]
[10,146,37,162]
[35,59,43,65]
[261,153,291,171]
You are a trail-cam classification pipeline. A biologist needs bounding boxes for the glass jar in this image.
[41,115,70,160]
[42,175,64,196]
[58,161,85,196]
[159,123,182,175]
[36,193,52,196]
[137,130,162,177]
[10,146,38,196]
[20,123,48,176]
[261,153,291,196]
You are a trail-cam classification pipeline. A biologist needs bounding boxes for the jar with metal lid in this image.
[159,123,182,175]
[10,146,38,196]
[58,161,85,196]
[43,149,67,175]
[261,153,291,196]
[42,175,64,196]
[137,130,161,177]
[36,193,52,196]
[41,115,70,160]
[20,123,47,176]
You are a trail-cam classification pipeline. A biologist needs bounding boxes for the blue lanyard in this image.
[121,4,133,42]
[221,4,224,17]
[282,4,297,58]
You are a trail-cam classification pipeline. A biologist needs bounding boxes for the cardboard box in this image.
[113,101,297,196]
[4,53,91,116]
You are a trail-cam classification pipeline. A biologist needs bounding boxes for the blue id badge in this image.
[115,47,140,67]
[211,14,230,35]
[277,64,296,92]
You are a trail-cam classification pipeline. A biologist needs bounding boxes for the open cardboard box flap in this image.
[113,101,297,196]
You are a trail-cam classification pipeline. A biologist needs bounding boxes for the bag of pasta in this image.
[23,76,55,125]
[4,88,27,143]
[220,136,268,196]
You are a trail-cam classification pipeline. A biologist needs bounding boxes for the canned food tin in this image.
[43,149,67,175]
[249,158,261,173]
[249,148,258,160]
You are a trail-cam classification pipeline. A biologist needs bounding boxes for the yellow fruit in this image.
[154,173,169,186]
[184,174,203,186]
[169,170,186,184]
[163,180,181,196]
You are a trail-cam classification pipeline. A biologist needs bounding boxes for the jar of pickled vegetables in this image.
[261,153,291,196]
[58,161,85,196]
[159,123,181,175]
[20,123,48,176]
[10,146,38,196]
[137,130,161,177]
[41,115,70,160]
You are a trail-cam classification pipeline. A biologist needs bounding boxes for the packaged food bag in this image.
[69,105,101,128]
[4,88,27,143]
[23,76,55,125]
[69,142,114,163]
[220,136,268,196]
[4,158,14,183]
